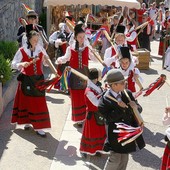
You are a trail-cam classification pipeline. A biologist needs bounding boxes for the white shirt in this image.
[56,40,99,64]
[86,80,102,107]
[104,45,118,67]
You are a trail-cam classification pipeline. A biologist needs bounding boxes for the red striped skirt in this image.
[161,144,170,170]
[11,83,51,130]
[70,89,86,122]
[80,112,106,155]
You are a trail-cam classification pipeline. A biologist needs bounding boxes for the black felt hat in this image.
[88,68,99,80]
[74,24,85,36]
[116,25,125,33]
[65,16,73,21]
[26,24,34,35]
[127,21,133,27]
[79,17,85,23]
[26,10,38,18]
[119,47,131,60]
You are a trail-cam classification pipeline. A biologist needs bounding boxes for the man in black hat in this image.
[17,10,48,49]
[98,69,145,170]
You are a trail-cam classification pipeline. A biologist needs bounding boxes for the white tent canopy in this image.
[43,0,141,9]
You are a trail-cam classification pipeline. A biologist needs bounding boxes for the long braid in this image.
[75,40,79,52]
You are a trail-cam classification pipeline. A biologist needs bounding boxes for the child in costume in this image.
[103,26,125,72]
[80,68,106,157]
[117,47,143,94]
[98,69,145,170]
[125,22,137,52]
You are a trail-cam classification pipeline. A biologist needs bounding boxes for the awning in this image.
[43,0,141,9]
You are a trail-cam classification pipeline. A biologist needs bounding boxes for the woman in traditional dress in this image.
[56,23,99,127]
[11,25,51,137]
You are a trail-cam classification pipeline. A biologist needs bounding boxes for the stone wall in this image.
[0,0,44,41]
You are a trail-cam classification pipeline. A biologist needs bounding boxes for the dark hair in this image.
[27,15,37,20]
[75,40,79,51]
[27,30,39,48]
[102,18,108,23]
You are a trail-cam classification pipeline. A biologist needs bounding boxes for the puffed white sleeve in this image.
[49,32,57,44]
[11,49,23,70]
[86,91,99,107]
[134,67,143,83]
[126,31,137,42]
[104,48,117,67]
[49,32,63,48]
[57,46,71,64]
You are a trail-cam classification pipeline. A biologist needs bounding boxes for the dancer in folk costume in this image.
[117,47,143,93]
[161,106,170,170]
[49,22,72,92]
[138,12,152,51]
[158,11,170,56]
[102,26,126,78]
[100,18,111,56]
[103,26,125,71]
[164,46,170,70]
[98,69,145,170]
[125,22,137,52]
[11,25,51,137]
[56,23,99,126]
[80,68,106,157]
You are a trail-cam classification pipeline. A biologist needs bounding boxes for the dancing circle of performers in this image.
[11,2,170,169]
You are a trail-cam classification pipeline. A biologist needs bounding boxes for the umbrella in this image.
[43,0,141,9]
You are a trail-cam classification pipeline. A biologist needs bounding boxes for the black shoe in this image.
[36,130,46,137]
[81,153,87,158]
[24,125,31,130]
[76,122,83,128]
[95,152,101,157]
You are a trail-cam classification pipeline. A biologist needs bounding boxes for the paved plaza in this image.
[0,38,170,170]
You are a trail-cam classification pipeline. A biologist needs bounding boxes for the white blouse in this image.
[86,80,102,107]
[11,44,49,70]
[56,39,99,64]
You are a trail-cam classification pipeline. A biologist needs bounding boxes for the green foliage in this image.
[0,54,12,84]
[0,41,18,61]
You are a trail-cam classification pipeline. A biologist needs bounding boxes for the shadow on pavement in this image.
[151,55,163,61]
[0,101,15,159]
[89,154,108,170]
[130,126,165,170]
[46,95,65,104]
[131,148,161,170]
[144,127,165,148]
[14,128,59,160]
[53,140,85,166]
[140,68,158,75]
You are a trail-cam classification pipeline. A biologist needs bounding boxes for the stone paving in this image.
[0,38,170,170]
